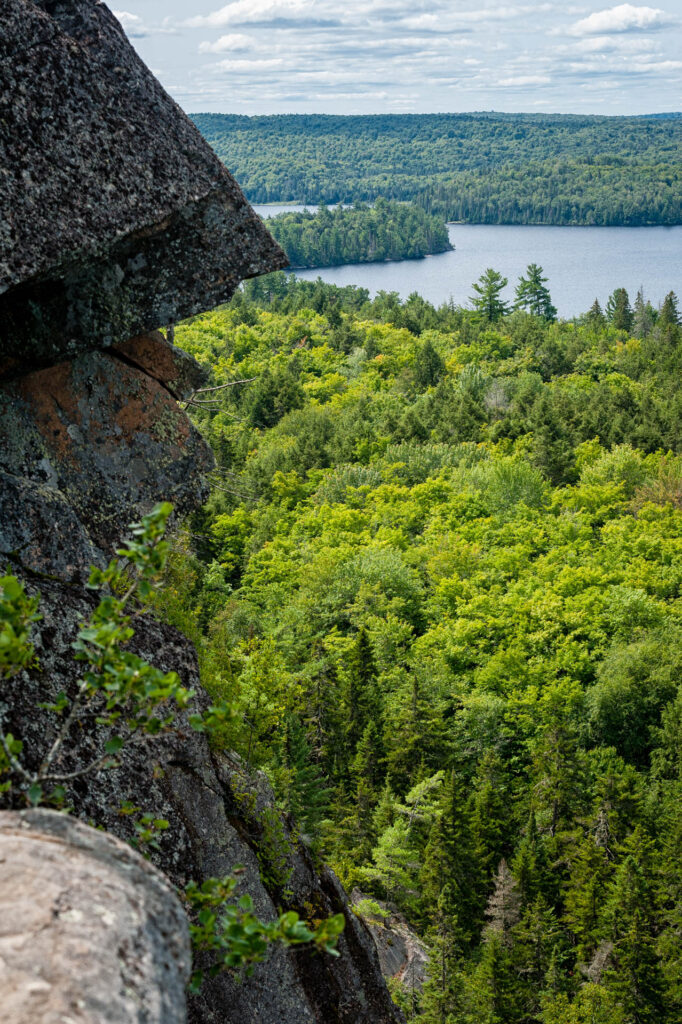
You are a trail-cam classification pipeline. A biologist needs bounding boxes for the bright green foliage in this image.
[0,575,40,678]
[186,872,344,990]
[167,273,682,1021]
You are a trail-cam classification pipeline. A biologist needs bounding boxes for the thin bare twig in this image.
[182,376,257,409]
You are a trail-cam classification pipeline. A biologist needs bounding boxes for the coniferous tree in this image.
[465,931,518,1024]
[346,628,378,755]
[659,290,681,330]
[470,268,510,322]
[606,288,633,332]
[564,837,612,964]
[511,809,553,908]
[632,288,654,338]
[515,263,557,321]
[414,338,446,390]
[485,859,521,947]
[604,829,667,1024]
[420,885,465,1024]
[586,297,606,328]
[280,715,331,839]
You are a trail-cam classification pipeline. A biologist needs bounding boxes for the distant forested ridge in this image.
[264,199,452,268]
[191,111,682,226]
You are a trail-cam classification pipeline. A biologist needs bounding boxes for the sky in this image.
[112,1,682,115]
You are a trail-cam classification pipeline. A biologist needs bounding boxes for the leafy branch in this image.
[0,503,344,979]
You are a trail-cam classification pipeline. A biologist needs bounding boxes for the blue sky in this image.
[113,1,682,114]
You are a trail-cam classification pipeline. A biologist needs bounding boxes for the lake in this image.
[252,205,682,318]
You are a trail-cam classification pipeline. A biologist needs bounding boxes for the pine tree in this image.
[470,268,511,322]
[515,263,557,321]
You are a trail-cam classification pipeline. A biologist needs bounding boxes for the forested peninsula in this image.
[161,273,682,1024]
[192,111,682,226]
[264,200,452,268]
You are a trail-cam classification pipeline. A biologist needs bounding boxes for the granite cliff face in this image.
[0,3,402,1021]
[0,0,287,373]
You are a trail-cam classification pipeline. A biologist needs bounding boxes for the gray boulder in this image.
[0,809,191,1024]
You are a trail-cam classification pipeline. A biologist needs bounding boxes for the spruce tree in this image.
[604,829,667,1024]
[346,628,378,754]
[659,291,681,329]
[605,288,633,332]
[632,287,654,338]
[587,297,606,327]
[414,338,446,390]
[280,715,331,839]
[564,837,611,964]
[420,885,465,1024]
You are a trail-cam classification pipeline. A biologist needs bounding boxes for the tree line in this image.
[192,112,682,226]
[264,199,452,268]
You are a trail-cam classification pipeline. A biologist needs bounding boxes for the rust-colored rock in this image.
[113,331,208,400]
[0,333,213,573]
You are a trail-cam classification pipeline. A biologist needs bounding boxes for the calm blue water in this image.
[253,205,682,318]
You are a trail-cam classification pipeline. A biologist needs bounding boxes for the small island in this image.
[264,198,453,269]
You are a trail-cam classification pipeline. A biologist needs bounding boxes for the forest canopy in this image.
[159,271,682,1024]
[191,112,682,226]
[264,199,452,268]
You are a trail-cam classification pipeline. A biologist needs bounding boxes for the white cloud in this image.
[214,57,287,70]
[113,10,149,36]
[498,74,552,84]
[569,4,668,35]
[199,32,254,52]
[569,33,657,51]
[185,0,312,28]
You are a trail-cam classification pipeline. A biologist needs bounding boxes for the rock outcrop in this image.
[0,330,213,575]
[0,0,287,373]
[0,810,191,1024]
[0,3,403,1022]
[351,891,429,993]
